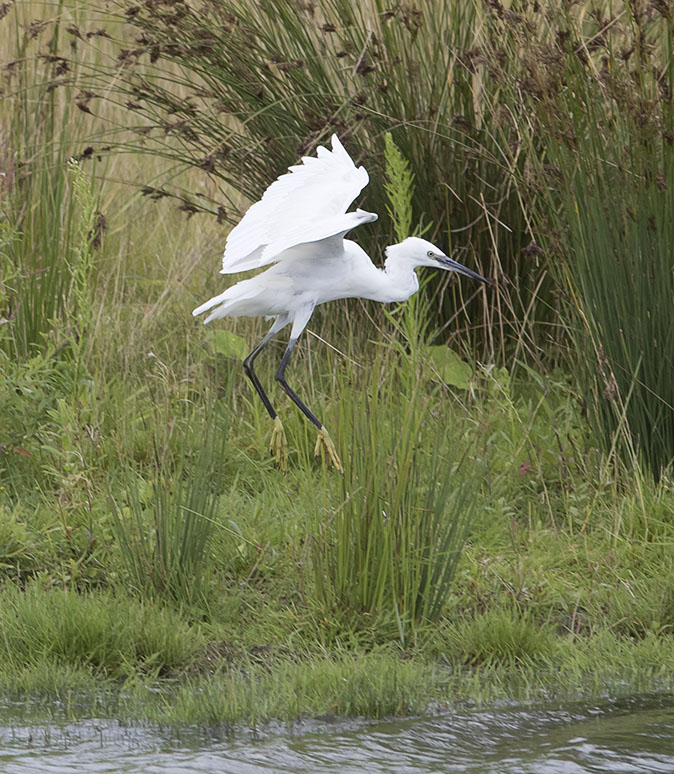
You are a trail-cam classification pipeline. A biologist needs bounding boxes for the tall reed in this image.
[111,404,227,606]
[479,3,674,476]
[311,347,478,644]
[0,0,82,358]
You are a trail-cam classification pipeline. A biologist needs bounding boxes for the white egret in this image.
[193,134,488,472]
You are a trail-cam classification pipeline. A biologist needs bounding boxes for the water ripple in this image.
[1,694,673,773]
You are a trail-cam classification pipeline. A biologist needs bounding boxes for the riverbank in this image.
[2,588,674,729]
[2,384,673,729]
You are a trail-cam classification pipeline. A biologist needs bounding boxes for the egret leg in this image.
[243,328,279,420]
[274,338,344,474]
[242,317,289,470]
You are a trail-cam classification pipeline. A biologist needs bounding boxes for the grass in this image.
[110,402,227,606]
[310,359,478,645]
[0,343,671,726]
[479,2,674,478]
[0,583,202,678]
[3,594,674,728]
[0,0,673,732]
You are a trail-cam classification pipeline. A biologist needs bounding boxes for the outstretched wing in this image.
[220,134,371,274]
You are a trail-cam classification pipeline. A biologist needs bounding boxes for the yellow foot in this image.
[269,417,288,472]
[313,427,344,474]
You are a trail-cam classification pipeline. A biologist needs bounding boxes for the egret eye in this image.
[427,250,434,258]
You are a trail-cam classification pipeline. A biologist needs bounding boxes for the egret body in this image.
[193,135,487,471]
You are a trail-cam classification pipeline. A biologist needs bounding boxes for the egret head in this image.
[391,237,489,284]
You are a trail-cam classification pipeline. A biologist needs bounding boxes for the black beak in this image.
[437,254,489,284]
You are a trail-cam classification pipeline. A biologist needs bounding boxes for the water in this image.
[1,694,673,773]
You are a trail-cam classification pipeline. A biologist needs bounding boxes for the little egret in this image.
[193,134,488,472]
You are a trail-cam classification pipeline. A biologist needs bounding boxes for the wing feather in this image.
[220,135,370,274]
[260,209,377,263]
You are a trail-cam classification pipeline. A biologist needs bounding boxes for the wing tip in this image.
[356,207,378,223]
[331,133,349,157]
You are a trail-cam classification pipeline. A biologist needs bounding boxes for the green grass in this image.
[110,402,228,606]
[0,583,202,678]
[310,358,478,645]
[477,2,674,476]
[0,347,671,725]
[3,600,674,728]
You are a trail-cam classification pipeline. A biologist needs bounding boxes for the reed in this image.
[0,0,84,358]
[478,2,674,476]
[111,404,227,606]
[309,345,478,645]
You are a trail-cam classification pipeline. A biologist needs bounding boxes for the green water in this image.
[1,694,672,772]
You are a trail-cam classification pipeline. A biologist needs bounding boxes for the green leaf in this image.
[425,346,472,389]
[384,132,415,242]
[205,329,248,360]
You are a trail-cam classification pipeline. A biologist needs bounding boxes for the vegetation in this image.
[0,0,672,731]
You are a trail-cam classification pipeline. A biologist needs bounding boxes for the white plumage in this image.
[219,134,369,274]
[193,134,488,472]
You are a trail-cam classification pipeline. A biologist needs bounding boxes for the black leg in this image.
[274,338,323,429]
[243,326,280,419]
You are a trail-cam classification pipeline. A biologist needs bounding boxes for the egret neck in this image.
[369,244,422,304]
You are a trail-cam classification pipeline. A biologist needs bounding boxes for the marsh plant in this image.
[0,0,94,359]
[308,135,479,645]
[81,0,672,473]
[111,409,226,607]
[0,12,105,501]
[478,4,674,476]
[311,351,478,645]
